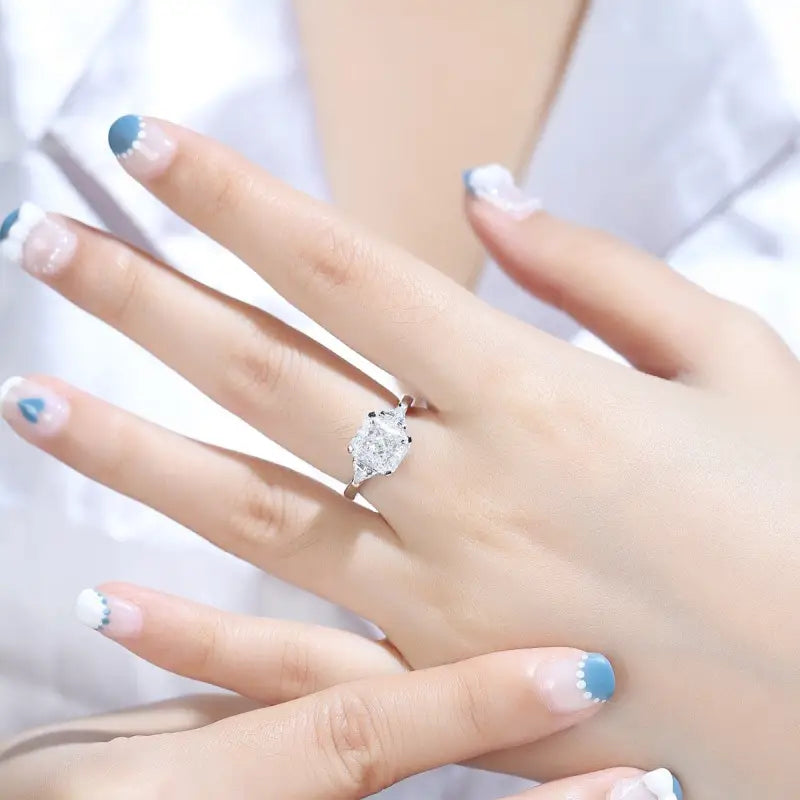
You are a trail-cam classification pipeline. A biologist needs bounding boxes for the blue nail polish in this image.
[462,168,476,193]
[672,775,684,800]
[108,114,143,157]
[0,208,20,241]
[18,397,45,424]
[581,652,616,702]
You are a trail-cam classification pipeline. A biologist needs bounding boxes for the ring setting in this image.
[345,395,413,499]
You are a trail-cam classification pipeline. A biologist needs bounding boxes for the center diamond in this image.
[348,405,412,485]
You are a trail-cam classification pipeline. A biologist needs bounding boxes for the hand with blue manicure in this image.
[4,120,800,799]
[0,642,678,800]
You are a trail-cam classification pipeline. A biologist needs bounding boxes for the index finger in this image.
[183,647,617,798]
[109,115,493,402]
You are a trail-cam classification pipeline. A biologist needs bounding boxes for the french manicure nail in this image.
[535,651,616,713]
[0,377,70,437]
[0,202,77,276]
[608,768,683,800]
[462,163,541,219]
[75,589,143,639]
[108,115,176,179]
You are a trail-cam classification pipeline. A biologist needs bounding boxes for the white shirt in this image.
[1,1,798,796]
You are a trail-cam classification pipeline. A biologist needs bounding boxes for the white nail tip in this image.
[1,239,22,264]
[7,224,26,243]
[465,163,541,219]
[0,376,24,405]
[609,768,679,800]
[75,588,110,631]
[643,769,678,799]
[1,202,46,265]
[18,201,45,227]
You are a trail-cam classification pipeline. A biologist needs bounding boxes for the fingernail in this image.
[109,115,176,179]
[1,377,70,437]
[608,768,683,800]
[462,163,541,219]
[535,651,616,713]
[0,202,77,277]
[75,589,143,639]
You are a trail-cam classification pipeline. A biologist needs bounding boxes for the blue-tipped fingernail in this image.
[462,168,475,192]
[461,162,541,219]
[108,115,176,179]
[609,768,683,799]
[0,203,53,268]
[0,208,19,241]
[581,651,616,702]
[536,650,615,714]
[108,114,143,157]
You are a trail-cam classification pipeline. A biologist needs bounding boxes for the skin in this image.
[0,648,642,799]
[3,120,800,796]
[294,0,586,284]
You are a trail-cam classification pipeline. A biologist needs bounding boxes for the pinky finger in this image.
[504,768,683,800]
[75,583,407,704]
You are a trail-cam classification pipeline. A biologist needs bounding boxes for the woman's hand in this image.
[3,118,799,797]
[0,644,668,800]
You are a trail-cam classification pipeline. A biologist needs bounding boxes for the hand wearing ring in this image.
[3,117,800,797]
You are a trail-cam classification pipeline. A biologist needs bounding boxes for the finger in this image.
[465,169,794,385]
[75,583,407,703]
[106,115,494,402]
[184,648,618,798]
[0,695,257,762]
[500,768,683,800]
[0,204,398,483]
[0,376,408,621]
[0,695,257,800]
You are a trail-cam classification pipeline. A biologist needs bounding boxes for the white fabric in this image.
[0,1,799,797]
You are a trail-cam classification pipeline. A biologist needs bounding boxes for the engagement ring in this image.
[345,395,414,499]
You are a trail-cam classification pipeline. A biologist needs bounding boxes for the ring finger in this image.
[0,205,433,492]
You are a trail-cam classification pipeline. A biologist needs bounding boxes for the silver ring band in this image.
[345,395,414,500]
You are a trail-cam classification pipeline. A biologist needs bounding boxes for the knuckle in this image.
[105,247,144,328]
[193,611,227,676]
[314,690,391,796]
[451,669,492,741]
[207,165,255,218]
[229,475,319,562]
[230,477,291,552]
[220,324,302,414]
[276,631,317,700]
[299,222,371,292]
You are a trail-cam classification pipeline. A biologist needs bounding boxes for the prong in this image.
[407,436,412,443]
[368,411,376,418]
